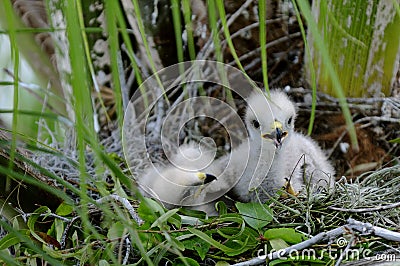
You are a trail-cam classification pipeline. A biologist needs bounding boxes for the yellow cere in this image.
[273,120,283,130]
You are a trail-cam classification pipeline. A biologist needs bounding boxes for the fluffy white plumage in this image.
[138,90,335,214]
[137,142,218,212]
[229,90,335,202]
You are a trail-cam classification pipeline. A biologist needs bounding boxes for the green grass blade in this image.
[131,0,166,98]
[3,0,19,193]
[188,227,238,254]
[182,0,196,60]
[171,0,184,63]
[296,0,358,150]
[258,0,270,94]
[104,0,124,127]
[215,1,259,101]
[112,1,147,107]
[216,1,244,72]
[291,0,317,135]
[207,0,222,62]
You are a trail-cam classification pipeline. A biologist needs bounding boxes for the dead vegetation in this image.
[0,0,399,264]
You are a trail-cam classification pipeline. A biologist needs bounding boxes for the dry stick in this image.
[96,194,143,225]
[223,17,289,46]
[244,58,261,72]
[228,32,302,82]
[348,218,400,242]
[270,70,288,87]
[327,129,347,159]
[149,87,165,143]
[116,50,129,111]
[296,101,379,110]
[122,237,131,265]
[3,68,63,116]
[228,32,302,64]
[354,116,400,124]
[335,234,356,266]
[60,216,81,249]
[120,0,163,71]
[197,0,253,60]
[233,227,345,266]
[288,87,398,104]
[329,201,400,213]
[225,0,254,28]
[232,218,400,266]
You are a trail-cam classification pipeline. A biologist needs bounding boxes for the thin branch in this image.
[225,0,254,30]
[354,116,400,124]
[335,234,356,266]
[116,49,129,111]
[3,68,64,116]
[96,194,143,225]
[348,218,400,242]
[329,201,400,213]
[232,218,400,266]
[222,17,290,46]
[228,32,302,65]
[122,236,131,265]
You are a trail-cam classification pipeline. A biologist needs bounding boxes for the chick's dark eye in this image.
[288,116,293,125]
[252,119,260,129]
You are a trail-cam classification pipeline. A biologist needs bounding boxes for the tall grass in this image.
[259,0,270,94]
[307,0,400,97]
[297,0,359,150]
[3,0,19,194]
[1,0,386,264]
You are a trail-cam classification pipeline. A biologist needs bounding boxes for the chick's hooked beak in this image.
[262,121,288,148]
[196,172,217,184]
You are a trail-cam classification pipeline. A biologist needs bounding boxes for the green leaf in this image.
[264,228,306,244]
[54,219,64,242]
[150,209,180,229]
[218,226,259,254]
[213,213,260,255]
[182,236,211,260]
[269,238,289,251]
[27,206,55,247]
[269,256,326,265]
[137,197,165,224]
[107,221,126,239]
[169,235,185,251]
[55,202,74,216]
[168,212,182,229]
[215,201,227,215]
[179,215,204,226]
[235,202,273,230]
[215,214,248,240]
[173,257,200,266]
[215,262,230,266]
[389,138,400,144]
[0,232,23,250]
[27,206,51,231]
[188,227,238,255]
[98,260,110,266]
[178,208,208,220]
[0,249,18,265]
[297,0,359,150]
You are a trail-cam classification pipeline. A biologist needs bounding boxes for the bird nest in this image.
[272,166,400,231]
[20,82,399,265]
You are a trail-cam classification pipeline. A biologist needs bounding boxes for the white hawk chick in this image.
[138,90,335,214]
[137,143,218,212]
[231,90,335,202]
